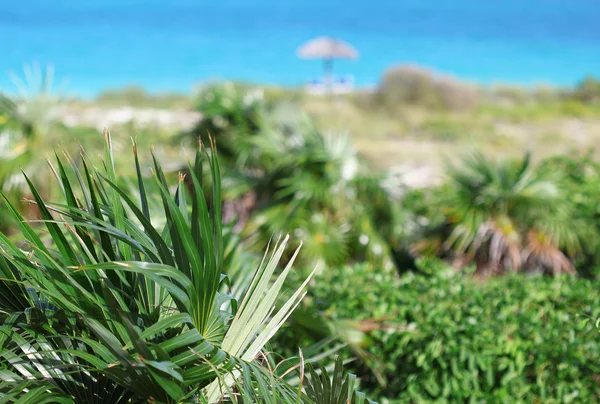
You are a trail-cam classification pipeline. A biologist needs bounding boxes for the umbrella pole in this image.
[323,58,333,94]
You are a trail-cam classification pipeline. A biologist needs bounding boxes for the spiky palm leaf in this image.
[183,82,264,164]
[4,62,66,139]
[0,132,314,402]
[304,356,377,404]
[0,64,67,233]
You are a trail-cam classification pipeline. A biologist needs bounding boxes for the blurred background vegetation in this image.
[2,64,600,402]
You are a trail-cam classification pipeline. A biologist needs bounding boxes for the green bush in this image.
[572,76,600,104]
[303,263,600,402]
[410,152,591,276]
[375,65,479,112]
[185,82,264,159]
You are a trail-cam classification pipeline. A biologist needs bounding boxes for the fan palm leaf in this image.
[436,151,581,275]
[0,131,314,402]
[304,356,377,404]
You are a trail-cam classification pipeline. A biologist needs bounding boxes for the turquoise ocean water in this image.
[1,0,599,96]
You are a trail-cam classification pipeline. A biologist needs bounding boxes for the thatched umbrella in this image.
[297,36,358,90]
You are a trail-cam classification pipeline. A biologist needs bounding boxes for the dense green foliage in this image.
[294,262,600,402]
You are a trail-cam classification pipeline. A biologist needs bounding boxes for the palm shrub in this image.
[0,132,373,403]
[183,86,403,269]
[0,63,66,232]
[181,87,403,385]
[228,114,401,268]
[183,82,264,162]
[240,126,358,266]
[417,151,586,275]
[539,154,600,277]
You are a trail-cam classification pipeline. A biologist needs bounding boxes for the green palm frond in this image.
[298,213,350,267]
[0,132,315,402]
[446,151,560,216]
[183,82,264,163]
[4,62,66,139]
[304,356,378,404]
[0,380,73,403]
[437,151,578,275]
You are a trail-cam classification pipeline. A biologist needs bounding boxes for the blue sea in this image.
[1,0,599,96]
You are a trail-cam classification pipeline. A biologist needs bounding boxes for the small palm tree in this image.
[240,127,401,268]
[2,62,66,139]
[182,82,264,162]
[438,151,583,275]
[0,63,67,232]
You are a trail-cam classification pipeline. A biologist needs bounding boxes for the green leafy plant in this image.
[184,82,265,162]
[0,63,67,232]
[419,151,586,275]
[0,132,323,402]
[235,123,400,268]
[375,65,479,112]
[184,85,403,269]
[304,356,377,404]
